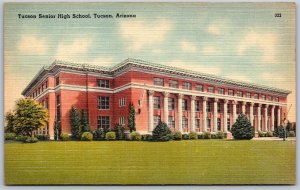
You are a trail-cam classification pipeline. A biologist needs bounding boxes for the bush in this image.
[114,124,125,140]
[258,131,265,137]
[81,132,93,141]
[182,134,189,140]
[197,133,204,139]
[277,126,288,139]
[36,134,50,141]
[173,131,182,140]
[105,132,116,140]
[211,133,217,139]
[216,131,224,139]
[4,133,16,140]
[24,137,38,143]
[152,121,172,141]
[266,131,273,137]
[141,134,152,141]
[61,133,71,141]
[129,131,142,141]
[288,131,296,137]
[203,132,211,139]
[15,135,28,142]
[189,132,197,140]
[231,114,254,140]
[93,128,106,141]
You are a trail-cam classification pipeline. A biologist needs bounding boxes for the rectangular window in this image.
[43,99,48,109]
[207,102,211,112]
[119,116,125,125]
[218,88,225,95]
[236,104,240,114]
[262,95,266,100]
[195,100,200,112]
[56,95,61,121]
[45,81,48,88]
[97,116,110,130]
[182,99,188,111]
[208,86,215,93]
[153,78,164,86]
[275,97,279,102]
[228,89,234,96]
[183,82,192,90]
[246,92,251,98]
[237,91,243,97]
[55,76,60,86]
[207,118,211,129]
[119,97,126,107]
[196,119,200,129]
[217,102,221,113]
[169,80,178,88]
[269,96,273,101]
[217,118,221,131]
[97,79,110,88]
[227,104,231,114]
[168,98,175,110]
[168,116,175,129]
[196,84,203,92]
[154,116,161,128]
[98,96,110,110]
[227,118,231,131]
[153,96,161,109]
[254,93,259,99]
[182,117,188,129]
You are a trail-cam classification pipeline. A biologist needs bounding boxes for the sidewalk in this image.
[252,137,296,141]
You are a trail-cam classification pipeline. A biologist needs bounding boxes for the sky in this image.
[4,2,296,121]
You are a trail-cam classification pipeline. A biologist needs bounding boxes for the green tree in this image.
[5,111,15,133]
[152,121,172,141]
[231,114,254,140]
[69,106,82,140]
[53,117,60,140]
[114,124,125,140]
[277,125,288,139]
[81,109,90,132]
[13,98,49,137]
[128,103,136,132]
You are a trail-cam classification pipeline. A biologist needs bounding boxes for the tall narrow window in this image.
[119,116,125,125]
[236,104,240,114]
[153,96,161,109]
[196,119,201,129]
[168,116,175,129]
[207,118,211,129]
[217,102,221,113]
[275,97,279,102]
[56,95,61,121]
[217,118,221,131]
[182,99,188,111]
[227,104,231,113]
[55,76,60,86]
[97,116,110,130]
[182,117,188,129]
[227,118,231,131]
[207,102,211,112]
[246,92,251,98]
[98,96,110,110]
[119,97,126,107]
[168,98,175,110]
[195,100,200,112]
[154,116,161,128]
[262,95,266,100]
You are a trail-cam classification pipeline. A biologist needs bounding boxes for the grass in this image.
[4,140,296,185]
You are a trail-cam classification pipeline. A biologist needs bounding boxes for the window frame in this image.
[98,96,110,110]
[153,78,164,86]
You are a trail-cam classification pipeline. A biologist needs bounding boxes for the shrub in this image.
[152,121,172,142]
[81,132,93,141]
[288,131,296,137]
[36,134,50,141]
[141,134,152,141]
[4,133,16,140]
[24,137,38,143]
[277,126,288,139]
[182,134,189,140]
[61,133,71,141]
[266,131,273,137]
[189,132,197,140]
[216,131,224,139]
[231,114,254,140]
[114,124,125,140]
[130,131,142,141]
[197,133,204,139]
[15,135,27,142]
[173,131,182,140]
[211,133,217,139]
[203,132,211,139]
[93,128,106,141]
[105,132,116,140]
[258,131,265,137]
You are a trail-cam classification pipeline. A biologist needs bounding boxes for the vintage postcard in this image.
[4,2,296,185]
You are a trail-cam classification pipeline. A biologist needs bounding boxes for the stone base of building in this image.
[225,132,232,139]
[254,132,259,138]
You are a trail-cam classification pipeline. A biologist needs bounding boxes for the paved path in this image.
[252,137,296,141]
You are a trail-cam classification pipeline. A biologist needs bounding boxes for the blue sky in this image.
[4,3,296,121]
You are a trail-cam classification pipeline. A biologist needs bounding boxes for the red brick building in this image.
[22,58,291,139]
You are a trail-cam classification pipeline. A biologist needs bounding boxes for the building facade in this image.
[22,58,291,139]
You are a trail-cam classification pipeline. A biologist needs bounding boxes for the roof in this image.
[22,58,292,96]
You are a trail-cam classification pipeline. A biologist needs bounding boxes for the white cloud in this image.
[207,25,221,35]
[202,46,217,55]
[238,31,277,62]
[56,38,92,60]
[226,74,253,83]
[88,57,114,67]
[181,41,197,53]
[17,35,48,55]
[120,19,171,51]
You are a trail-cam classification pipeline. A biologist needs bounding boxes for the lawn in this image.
[4,140,296,185]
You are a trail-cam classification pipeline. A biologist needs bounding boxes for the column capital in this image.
[265,104,269,108]
[271,105,275,109]
[241,101,246,105]
[250,102,255,106]
[191,95,196,101]
[178,93,184,99]
[163,91,169,97]
[257,103,261,107]
[232,100,236,105]
[214,98,219,102]
[148,90,155,96]
[203,96,208,101]
[224,99,228,104]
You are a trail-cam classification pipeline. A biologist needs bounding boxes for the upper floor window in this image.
[217,102,221,113]
[195,100,200,111]
[168,98,175,110]
[153,96,161,109]
[269,96,273,101]
[254,93,259,99]
[55,76,60,86]
[218,88,225,95]
[153,78,164,86]
[182,82,192,90]
[228,89,234,96]
[207,102,211,112]
[169,80,178,88]
[237,91,243,97]
[262,95,266,100]
[119,116,125,125]
[246,92,251,98]
[275,97,279,102]
[208,86,215,93]
[227,104,231,114]
[196,84,203,92]
[182,99,188,111]
[97,79,110,88]
[98,96,110,110]
[119,97,126,107]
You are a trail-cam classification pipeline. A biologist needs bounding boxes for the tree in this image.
[152,121,172,141]
[69,106,82,140]
[5,111,15,133]
[13,98,49,137]
[114,124,125,140]
[81,109,90,132]
[231,114,254,140]
[277,125,288,139]
[53,117,59,141]
[128,103,136,132]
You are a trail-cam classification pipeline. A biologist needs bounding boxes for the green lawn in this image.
[4,140,296,185]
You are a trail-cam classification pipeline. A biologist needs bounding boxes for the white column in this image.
[264,105,268,131]
[178,94,183,132]
[163,92,169,124]
[232,101,237,123]
[242,101,246,114]
[257,104,261,131]
[223,99,228,133]
[271,105,275,131]
[213,98,218,132]
[202,97,207,132]
[277,106,281,126]
[190,95,196,132]
[250,102,254,127]
[148,90,154,132]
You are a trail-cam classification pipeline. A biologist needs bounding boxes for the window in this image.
[119,97,126,107]
[55,76,60,86]
[195,100,200,112]
[119,116,125,125]
[207,102,211,112]
[98,96,110,110]
[183,82,191,90]
[228,89,234,96]
[208,86,215,93]
[237,91,243,97]
[56,95,61,121]
[153,78,164,86]
[153,96,161,109]
[254,93,259,99]
[227,104,231,113]
[217,102,221,113]
[207,118,211,129]
[246,92,251,98]
[169,80,178,88]
[154,116,161,128]
[227,118,231,131]
[218,88,225,95]
[196,84,203,92]
[275,97,279,102]
[182,117,188,129]
[262,95,266,100]
[269,96,273,101]
[43,99,48,109]
[168,98,175,110]
[168,116,175,129]
[236,104,240,114]
[196,119,201,129]
[97,79,110,88]
[97,116,110,130]
[45,81,48,88]
[182,99,188,111]
[217,118,221,131]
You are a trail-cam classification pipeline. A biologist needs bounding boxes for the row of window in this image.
[153,78,280,102]
[98,97,127,109]
[31,81,48,98]
[97,116,126,129]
